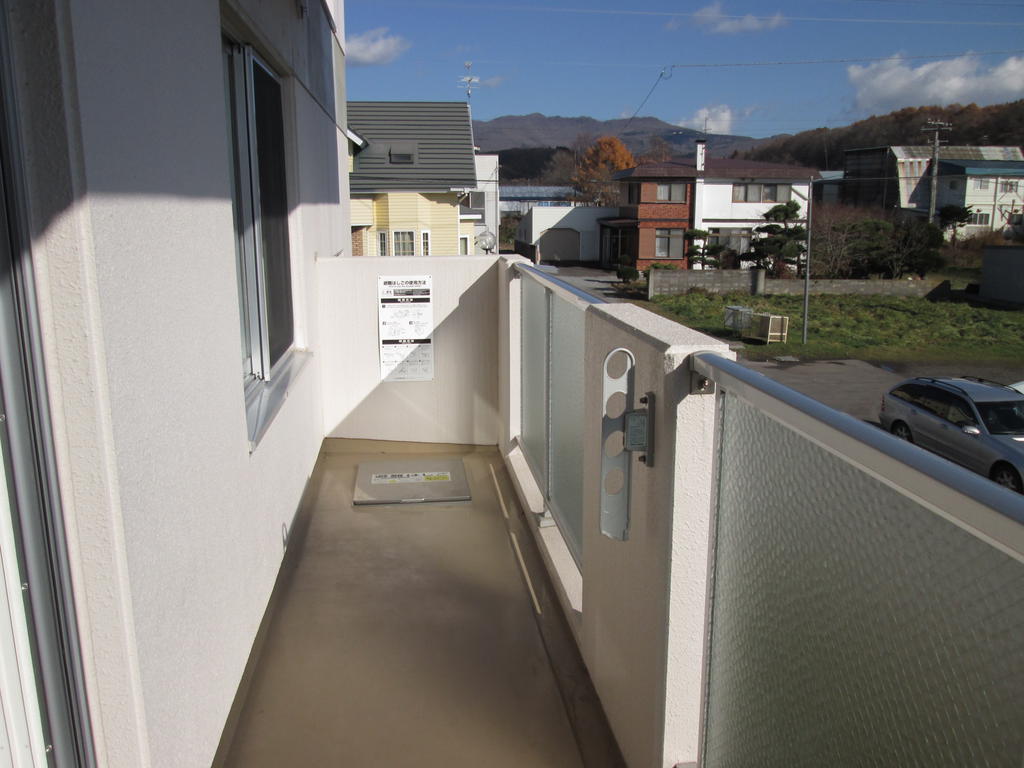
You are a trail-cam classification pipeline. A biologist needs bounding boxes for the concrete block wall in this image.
[650,269,945,299]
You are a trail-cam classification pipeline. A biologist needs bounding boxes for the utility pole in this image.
[802,177,814,344]
[922,120,951,224]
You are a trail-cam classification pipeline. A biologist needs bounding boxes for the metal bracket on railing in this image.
[601,348,636,541]
[689,355,717,395]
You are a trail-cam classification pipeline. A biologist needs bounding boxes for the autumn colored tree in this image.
[572,136,635,205]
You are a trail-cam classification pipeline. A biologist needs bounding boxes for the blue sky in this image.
[344,0,1024,138]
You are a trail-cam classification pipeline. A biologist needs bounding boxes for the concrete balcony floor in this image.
[216,439,622,767]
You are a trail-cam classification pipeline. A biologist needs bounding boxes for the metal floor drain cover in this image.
[353,457,471,505]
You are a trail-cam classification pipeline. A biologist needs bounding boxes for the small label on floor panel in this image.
[370,471,452,485]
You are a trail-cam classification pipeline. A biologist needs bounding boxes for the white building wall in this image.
[696,179,812,230]
[518,206,618,262]
[10,1,349,766]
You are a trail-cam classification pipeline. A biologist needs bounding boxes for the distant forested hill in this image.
[744,101,1024,170]
[473,113,764,158]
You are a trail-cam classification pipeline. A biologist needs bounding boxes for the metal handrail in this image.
[514,263,607,305]
[693,351,1024,560]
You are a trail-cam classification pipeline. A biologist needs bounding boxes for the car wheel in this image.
[990,463,1023,493]
[891,421,913,443]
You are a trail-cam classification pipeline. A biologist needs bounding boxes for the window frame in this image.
[459,235,470,255]
[421,230,431,256]
[968,212,991,226]
[656,182,686,202]
[224,40,296,386]
[732,183,762,203]
[1000,180,1019,194]
[378,230,388,256]
[654,228,685,259]
[762,183,791,203]
[393,230,415,257]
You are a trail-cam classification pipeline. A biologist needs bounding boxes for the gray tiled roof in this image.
[348,102,477,193]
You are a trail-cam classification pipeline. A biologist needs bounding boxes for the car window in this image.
[892,383,927,407]
[914,386,947,417]
[976,401,1024,435]
[945,394,977,427]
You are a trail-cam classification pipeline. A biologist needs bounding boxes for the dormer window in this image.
[388,142,416,164]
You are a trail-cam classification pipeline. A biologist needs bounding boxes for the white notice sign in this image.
[378,275,434,381]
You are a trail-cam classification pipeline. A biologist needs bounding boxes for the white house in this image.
[693,139,817,257]
[515,205,618,263]
[935,159,1024,234]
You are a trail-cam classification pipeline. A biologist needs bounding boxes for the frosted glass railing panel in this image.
[520,277,549,489]
[703,391,1024,767]
[548,293,586,564]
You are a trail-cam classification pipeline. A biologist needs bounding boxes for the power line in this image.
[379,2,1024,26]
[618,68,670,137]
[668,49,1024,69]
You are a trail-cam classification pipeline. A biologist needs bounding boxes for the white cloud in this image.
[346,28,410,66]
[678,105,736,135]
[693,2,785,34]
[481,76,505,88]
[848,53,1024,113]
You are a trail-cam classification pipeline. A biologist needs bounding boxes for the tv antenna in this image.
[459,61,480,102]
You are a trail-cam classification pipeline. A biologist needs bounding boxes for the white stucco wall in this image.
[12,1,349,766]
[518,206,617,262]
[319,256,500,445]
[697,179,812,230]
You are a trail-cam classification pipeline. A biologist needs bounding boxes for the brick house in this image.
[600,161,697,271]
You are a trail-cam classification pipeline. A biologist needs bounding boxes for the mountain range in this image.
[472,113,765,158]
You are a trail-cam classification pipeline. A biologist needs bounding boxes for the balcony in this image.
[217,255,1023,767]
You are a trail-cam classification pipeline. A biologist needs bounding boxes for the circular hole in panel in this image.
[604,430,624,458]
[604,468,625,496]
[606,350,630,379]
[605,391,626,420]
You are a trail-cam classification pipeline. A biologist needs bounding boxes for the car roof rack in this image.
[959,375,1014,391]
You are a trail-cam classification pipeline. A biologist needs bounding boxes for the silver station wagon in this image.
[879,376,1024,493]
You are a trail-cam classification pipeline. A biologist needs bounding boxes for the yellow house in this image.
[348,102,480,257]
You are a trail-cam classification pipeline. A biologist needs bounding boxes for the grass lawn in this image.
[643,291,1024,363]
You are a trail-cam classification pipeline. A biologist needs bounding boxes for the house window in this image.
[378,231,388,256]
[393,231,415,257]
[975,178,990,190]
[655,228,685,259]
[1001,180,1019,193]
[968,212,990,226]
[224,40,293,381]
[459,235,470,255]
[421,231,431,256]
[388,142,416,164]
[708,227,752,253]
[657,183,686,202]
[626,183,639,204]
[762,184,791,202]
[732,183,762,202]
[468,191,486,210]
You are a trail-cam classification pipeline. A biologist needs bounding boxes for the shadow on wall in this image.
[11,0,341,244]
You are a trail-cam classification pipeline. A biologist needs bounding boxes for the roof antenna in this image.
[459,61,480,102]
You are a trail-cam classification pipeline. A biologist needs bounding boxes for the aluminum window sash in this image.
[243,47,274,380]
[224,41,261,382]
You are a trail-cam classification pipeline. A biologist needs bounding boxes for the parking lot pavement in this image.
[741,359,1024,426]
[740,359,902,424]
